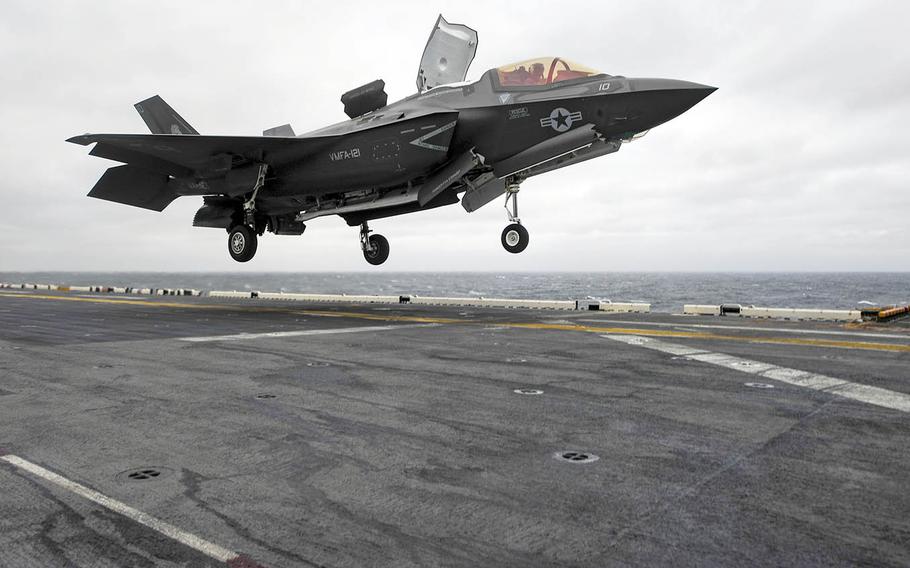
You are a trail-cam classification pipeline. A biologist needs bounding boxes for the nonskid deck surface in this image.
[0,290,908,567]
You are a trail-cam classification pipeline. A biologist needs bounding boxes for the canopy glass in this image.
[495,57,602,87]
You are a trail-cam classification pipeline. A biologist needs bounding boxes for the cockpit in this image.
[494,57,603,87]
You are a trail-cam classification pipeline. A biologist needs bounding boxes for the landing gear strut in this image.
[228,164,268,263]
[242,164,268,226]
[360,221,390,266]
[501,181,529,254]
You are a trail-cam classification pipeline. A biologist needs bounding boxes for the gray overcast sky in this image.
[1,0,908,271]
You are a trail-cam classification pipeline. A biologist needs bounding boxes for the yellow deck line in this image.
[516,323,910,352]
[2,292,908,353]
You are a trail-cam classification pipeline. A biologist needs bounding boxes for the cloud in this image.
[0,0,908,271]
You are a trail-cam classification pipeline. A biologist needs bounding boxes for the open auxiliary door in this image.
[416,15,478,92]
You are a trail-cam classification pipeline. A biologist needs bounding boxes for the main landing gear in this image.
[228,224,257,262]
[227,163,267,263]
[360,221,390,266]
[501,182,529,254]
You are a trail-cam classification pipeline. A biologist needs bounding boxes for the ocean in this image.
[1,272,906,313]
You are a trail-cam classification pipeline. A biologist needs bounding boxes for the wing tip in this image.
[66,134,96,146]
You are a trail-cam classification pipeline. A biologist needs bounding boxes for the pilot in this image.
[529,62,545,84]
[509,65,529,85]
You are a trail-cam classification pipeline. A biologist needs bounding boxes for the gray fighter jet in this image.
[68,16,714,265]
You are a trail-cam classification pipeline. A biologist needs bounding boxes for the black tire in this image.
[228,225,258,263]
[363,234,390,266]
[501,223,529,254]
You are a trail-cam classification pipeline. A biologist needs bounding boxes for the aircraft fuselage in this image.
[266,71,714,214]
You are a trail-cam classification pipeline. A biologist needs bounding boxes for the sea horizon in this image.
[3,271,906,313]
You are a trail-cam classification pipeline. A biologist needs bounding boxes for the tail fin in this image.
[134,95,199,135]
[263,124,295,137]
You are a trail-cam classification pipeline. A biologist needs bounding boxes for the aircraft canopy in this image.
[495,57,602,87]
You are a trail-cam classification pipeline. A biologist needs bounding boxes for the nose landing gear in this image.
[501,181,529,253]
[501,223,529,254]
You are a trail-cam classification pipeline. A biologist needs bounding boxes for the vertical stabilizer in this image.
[263,124,296,137]
[134,95,199,135]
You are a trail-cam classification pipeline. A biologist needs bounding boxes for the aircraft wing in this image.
[67,133,339,177]
[66,133,342,212]
[68,109,461,212]
[68,105,459,176]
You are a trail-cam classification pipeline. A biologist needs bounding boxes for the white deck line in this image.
[579,319,909,340]
[0,454,237,563]
[179,323,435,343]
[603,334,910,413]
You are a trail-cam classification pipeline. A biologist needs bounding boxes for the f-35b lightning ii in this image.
[68,15,715,265]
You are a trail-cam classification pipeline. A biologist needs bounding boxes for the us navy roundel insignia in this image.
[540,108,583,132]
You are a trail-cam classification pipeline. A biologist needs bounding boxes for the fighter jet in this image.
[68,15,715,265]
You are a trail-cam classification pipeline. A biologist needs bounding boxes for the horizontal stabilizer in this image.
[87,165,177,212]
[134,95,199,135]
[263,124,295,137]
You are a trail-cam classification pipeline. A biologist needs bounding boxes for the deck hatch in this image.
[554,451,600,464]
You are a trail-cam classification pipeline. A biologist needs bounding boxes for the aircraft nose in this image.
[630,78,717,95]
[625,78,716,128]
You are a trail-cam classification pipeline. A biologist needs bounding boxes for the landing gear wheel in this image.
[228,225,258,263]
[363,234,390,265]
[501,223,529,254]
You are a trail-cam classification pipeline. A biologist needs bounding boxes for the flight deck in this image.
[0,288,908,567]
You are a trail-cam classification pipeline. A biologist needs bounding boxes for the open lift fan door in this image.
[416,15,478,92]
